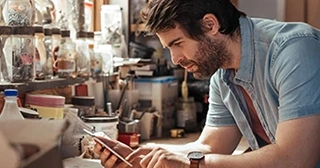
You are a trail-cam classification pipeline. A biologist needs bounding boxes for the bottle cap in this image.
[4,89,18,96]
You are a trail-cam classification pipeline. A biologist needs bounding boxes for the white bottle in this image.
[0,89,24,120]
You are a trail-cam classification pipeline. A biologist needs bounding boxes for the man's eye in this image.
[174,42,182,46]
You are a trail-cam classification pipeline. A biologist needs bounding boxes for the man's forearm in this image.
[200,143,312,168]
[165,141,213,155]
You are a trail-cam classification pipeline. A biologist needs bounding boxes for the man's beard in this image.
[180,36,232,79]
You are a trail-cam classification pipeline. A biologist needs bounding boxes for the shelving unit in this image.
[0,77,87,93]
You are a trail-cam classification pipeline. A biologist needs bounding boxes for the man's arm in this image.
[200,114,320,168]
[167,125,242,155]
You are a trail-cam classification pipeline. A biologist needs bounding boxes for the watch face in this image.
[187,151,204,160]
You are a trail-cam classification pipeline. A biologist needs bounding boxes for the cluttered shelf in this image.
[0,77,87,93]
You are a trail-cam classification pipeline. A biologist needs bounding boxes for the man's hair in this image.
[142,0,246,40]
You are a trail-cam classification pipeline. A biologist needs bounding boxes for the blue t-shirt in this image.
[206,16,320,166]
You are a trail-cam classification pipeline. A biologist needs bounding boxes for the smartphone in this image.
[83,129,133,167]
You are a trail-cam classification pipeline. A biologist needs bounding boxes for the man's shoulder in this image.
[250,17,319,45]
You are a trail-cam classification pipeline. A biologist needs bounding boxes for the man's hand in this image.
[93,137,134,168]
[126,146,190,168]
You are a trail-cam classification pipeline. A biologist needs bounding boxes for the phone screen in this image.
[83,129,133,167]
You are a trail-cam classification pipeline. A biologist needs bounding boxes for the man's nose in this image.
[170,50,184,65]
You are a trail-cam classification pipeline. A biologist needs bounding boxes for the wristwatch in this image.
[187,151,204,168]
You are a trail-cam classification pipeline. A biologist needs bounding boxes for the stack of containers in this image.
[25,94,65,119]
[133,76,178,137]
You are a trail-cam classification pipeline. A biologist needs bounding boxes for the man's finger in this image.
[103,155,118,168]
[125,147,154,162]
[100,149,111,166]
[94,142,103,155]
[141,149,163,168]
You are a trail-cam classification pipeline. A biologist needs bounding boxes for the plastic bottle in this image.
[0,89,24,120]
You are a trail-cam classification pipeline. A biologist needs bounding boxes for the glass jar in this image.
[67,0,85,32]
[43,28,53,79]
[87,32,95,77]
[51,28,61,77]
[0,26,12,83]
[94,31,113,74]
[34,26,46,80]
[75,31,90,77]
[8,26,35,82]
[54,30,76,78]
[71,96,95,117]
[3,0,35,26]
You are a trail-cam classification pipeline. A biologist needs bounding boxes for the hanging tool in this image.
[181,69,188,101]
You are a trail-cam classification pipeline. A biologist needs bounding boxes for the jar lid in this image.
[87,32,94,38]
[61,30,70,37]
[52,28,61,35]
[33,26,44,33]
[76,31,87,38]
[25,94,65,108]
[72,96,95,106]
[12,26,34,35]
[81,115,119,123]
[0,26,12,35]
[44,28,52,36]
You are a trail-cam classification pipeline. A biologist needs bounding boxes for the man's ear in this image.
[202,14,219,35]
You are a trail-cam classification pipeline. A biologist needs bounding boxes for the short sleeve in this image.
[272,37,320,121]
[205,74,236,126]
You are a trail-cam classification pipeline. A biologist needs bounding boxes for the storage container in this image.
[133,76,178,137]
[71,96,95,116]
[75,31,90,77]
[54,30,76,78]
[0,26,12,83]
[81,115,119,140]
[3,0,35,26]
[118,133,140,148]
[43,28,53,79]
[34,26,46,80]
[25,94,65,119]
[9,26,35,82]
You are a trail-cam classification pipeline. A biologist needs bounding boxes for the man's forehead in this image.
[156,26,185,47]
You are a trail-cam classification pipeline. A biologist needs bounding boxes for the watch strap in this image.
[190,159,200,168]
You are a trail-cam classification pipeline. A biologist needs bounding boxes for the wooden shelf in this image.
[0,77,87,93]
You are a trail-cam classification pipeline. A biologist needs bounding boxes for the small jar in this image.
[54,30,76,78]
[10,26,35,82]
[72,96,95,116]
[0,26,12,83]
[3,0,35,26]
[51,28,61,77]
[34,26,46,80]
[43,28,53,79]
[87,32,101,77]
[75,31,91,77]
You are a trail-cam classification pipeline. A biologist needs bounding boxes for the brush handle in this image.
[184,69,188,82]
